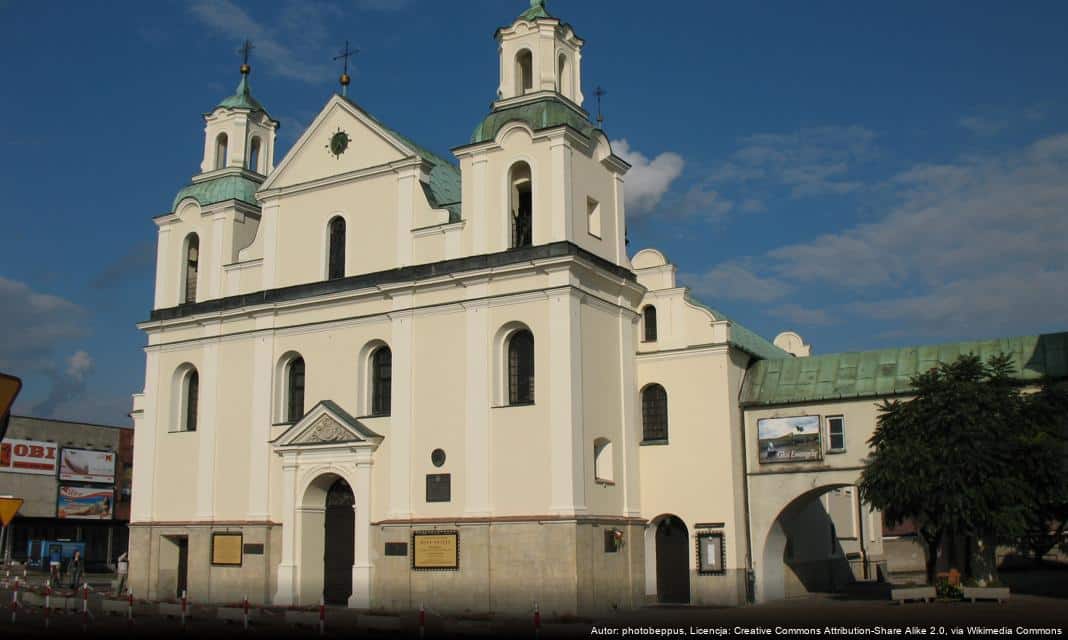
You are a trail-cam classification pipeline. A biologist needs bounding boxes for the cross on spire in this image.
[239,39,254,75]
[594,86,607,128]
[334,40,359,96]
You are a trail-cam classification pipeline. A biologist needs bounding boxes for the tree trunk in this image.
[921,528,943,585]
[970,535,999,586]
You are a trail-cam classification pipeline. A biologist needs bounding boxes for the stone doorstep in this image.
[158,602,194,618]
[218,606,261,622]
[284,610,321,626]
[890,586,936,604]
[961,587,1011,603]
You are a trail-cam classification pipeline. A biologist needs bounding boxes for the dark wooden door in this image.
[655,516,690,603]
[176,538,189,599]
[323,478,355,605]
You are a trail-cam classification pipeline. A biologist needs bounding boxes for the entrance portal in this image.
[655,516,690,603]
[323,478,355,605]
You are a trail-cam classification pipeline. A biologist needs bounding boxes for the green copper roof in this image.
[340,96,461,222]
[216,74,270,116]
[519,0,552,21]
[173,173,262,210]
[740,332,1068,407]
[470,96,595,145]
[683,293,792,361]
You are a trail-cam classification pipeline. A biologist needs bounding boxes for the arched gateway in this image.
[271,401,382,608]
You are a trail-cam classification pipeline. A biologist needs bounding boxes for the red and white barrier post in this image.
[534,601,541,639]
[10,575,18,624]
[242,594,249,631]
[82,582,89,631]
[44,580,51,629]
[181,589,188,628]
[419,602,426,639]
[127,591,134,625]
[318,596,325,635]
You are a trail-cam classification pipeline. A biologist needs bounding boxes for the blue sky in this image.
[1,0,1066,425]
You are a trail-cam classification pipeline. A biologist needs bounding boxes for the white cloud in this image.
[681,262,792,304]
[189,0,333,84]
[612,139,685,217]
[959,115,1008,136]
[692,130,1068,340]
[769,304,834,327]
[710,125,876,199]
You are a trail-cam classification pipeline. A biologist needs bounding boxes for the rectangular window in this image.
[827,416,845,452]
[426,473,451,503]
[587,196,601,238]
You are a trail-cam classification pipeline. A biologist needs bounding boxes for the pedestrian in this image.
[48,544,62,584]
[68,549,83,590]
[116,551,129,595]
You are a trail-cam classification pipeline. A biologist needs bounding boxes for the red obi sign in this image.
[0,438,59,476]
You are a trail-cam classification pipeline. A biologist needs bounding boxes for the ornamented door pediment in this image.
[272,400,382,452]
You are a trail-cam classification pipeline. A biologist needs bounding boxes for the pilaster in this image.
[247,319,276,519]
[195,323,220,520]
[273,453,298,606]
[549,290,586,514]
[388,302,414,518]
[464,291,492,515]
[131,350,160,522]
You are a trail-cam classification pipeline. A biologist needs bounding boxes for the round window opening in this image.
[431,449,446,467]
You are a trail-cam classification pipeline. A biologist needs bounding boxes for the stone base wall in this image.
[127,523,281,606]
[372,520,645,616]
[691,568,747,606]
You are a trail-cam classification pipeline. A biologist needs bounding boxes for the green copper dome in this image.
[215,74,270,116]
[470,96,596,145]
[173,174,262,211]
[518,0,552,21]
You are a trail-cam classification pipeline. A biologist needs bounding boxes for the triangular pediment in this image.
[273,400,383,450]
[260,95,418,192]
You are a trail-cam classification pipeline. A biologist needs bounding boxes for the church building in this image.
[128,0,1067,615]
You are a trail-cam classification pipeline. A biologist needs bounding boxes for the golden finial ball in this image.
[240,63,251,75]
[340,73,351,86]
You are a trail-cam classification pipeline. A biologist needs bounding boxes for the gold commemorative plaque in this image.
[212,532,243,566]
[412,531,458,570]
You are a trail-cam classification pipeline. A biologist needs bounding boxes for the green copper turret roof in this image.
[470,96,596,145]
[519,0,552,21]
[215,74,270,117]
[173,173,262,211]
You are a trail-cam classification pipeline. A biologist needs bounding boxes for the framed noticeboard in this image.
[696,532,725,575]
[411,530,459,571]
[212,532,243,566]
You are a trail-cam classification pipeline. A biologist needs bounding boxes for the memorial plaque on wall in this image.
[212,532,243,566]
[425,473,451,502]
[411,531,459,570]
[384,542,408,557]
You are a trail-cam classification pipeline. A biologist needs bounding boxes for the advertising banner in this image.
[60,448,116,483]
[757,415,822,463]
[57,485,114,520]
[0,438,59,476]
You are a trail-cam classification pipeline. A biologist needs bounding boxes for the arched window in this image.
[642,305,658,342]
[507,329,535,405]
[557,53,571,97]
[641,384,668,442]
[286,356,306,423]
[182,234,199,304]
[327,217,346,280]
[371,346,392,416]
[215,132,229,169]
[183,369,199,432]
[509,162,533,248]
[515,49,533,95]
[247,136,261,172]
[594,437,614,483]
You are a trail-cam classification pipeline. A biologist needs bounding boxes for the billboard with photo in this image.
[757,415,822,463]
[60,448,116,483]
[0,438,59,476]
[57,485,114,520]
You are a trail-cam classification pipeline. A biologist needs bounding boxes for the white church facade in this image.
[128,0,1067,615]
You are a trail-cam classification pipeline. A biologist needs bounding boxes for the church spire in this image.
[215,40,269,116]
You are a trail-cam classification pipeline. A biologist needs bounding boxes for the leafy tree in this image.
[1013,381,1068,563]
[858,354,1067,585]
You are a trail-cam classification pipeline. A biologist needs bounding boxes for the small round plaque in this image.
[431,449,446,467]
